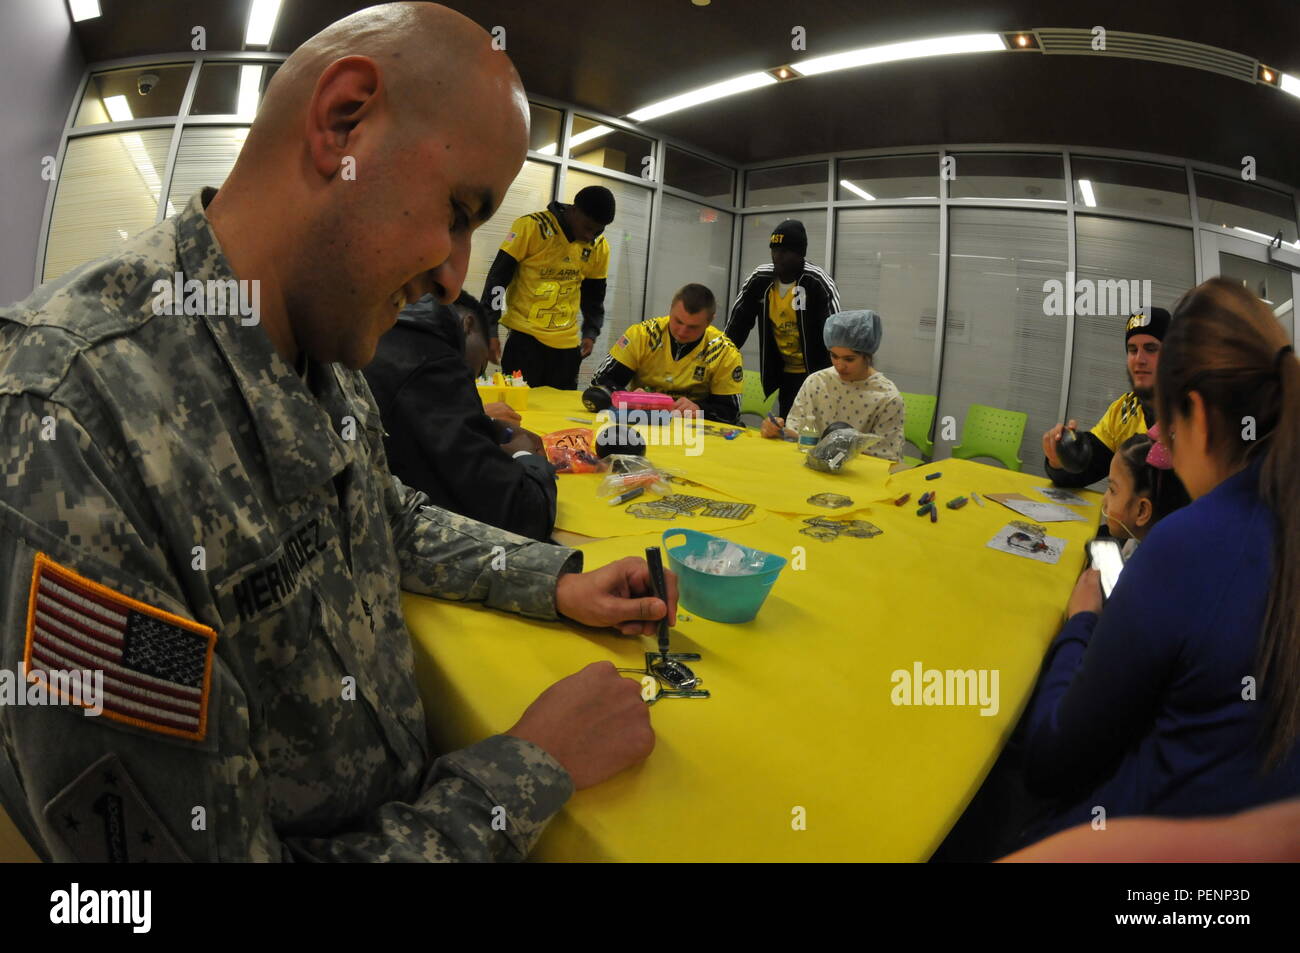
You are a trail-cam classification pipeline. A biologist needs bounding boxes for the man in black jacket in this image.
[723,219,841,416]
[363,292,559,542]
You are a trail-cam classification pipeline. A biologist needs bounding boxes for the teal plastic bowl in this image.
[662,529,787,624]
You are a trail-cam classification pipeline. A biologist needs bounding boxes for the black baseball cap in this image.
[1125,306,1171,343]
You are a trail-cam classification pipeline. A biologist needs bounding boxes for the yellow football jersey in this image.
[1092,391,1151,451]
[767,283,805,373]
[499,207,610,348]
[608,317,744,400]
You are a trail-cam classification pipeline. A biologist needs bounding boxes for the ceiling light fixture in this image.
[103,94,133,122]
[840,179,876,201]
[1078,179,1097,207]
[767,65,802,81]
[68,0,101,22]
[1280,73,1300,98]
[245,0,283,48]
[629,72,776,122]
[795,33,1005,75]
[236,65,264,119]
[1001,31,1041,52]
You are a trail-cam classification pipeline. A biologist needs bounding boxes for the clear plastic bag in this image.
[682,538,768,576]
[596,455,676,496]
[803,429,884,473]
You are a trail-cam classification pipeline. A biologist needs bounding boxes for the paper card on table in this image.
[1034,486,1090,506]
[984,493,1089,523]
[986,522,1066,565]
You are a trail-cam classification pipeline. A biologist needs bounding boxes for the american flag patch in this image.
[24,554,216,742]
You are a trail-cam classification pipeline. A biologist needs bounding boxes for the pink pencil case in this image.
[611,390,675,410]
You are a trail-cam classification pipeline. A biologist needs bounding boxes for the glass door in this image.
[1200,230,1298,342]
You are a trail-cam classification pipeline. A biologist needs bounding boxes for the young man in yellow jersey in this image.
[482,186,614,389]
[1042,306,1170,487]
[724,219,841,417]
[589,284,744,424]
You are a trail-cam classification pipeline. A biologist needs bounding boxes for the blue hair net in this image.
[823,309,882,355]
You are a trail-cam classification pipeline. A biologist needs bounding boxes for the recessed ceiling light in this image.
[1001,31,1040,51]
[245,0,283,48]
[68,0,100,22]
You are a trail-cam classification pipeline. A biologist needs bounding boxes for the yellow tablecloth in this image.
[403,439,1104,861]
[518,388,894,536]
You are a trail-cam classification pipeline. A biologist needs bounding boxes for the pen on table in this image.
[609,486,645,506]
[645,546,670,658]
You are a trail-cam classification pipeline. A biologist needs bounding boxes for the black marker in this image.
[645,546,670,658]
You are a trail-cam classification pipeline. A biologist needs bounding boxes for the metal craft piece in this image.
[627,502,680,520]
[617,652,711,704]
[799,516,882,540]
[657,494,717,513]
[799,525,839,541]
[700,501,756,520]
[807,492,854,509]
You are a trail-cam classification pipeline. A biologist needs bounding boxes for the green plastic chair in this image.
[899,391,937,469]
[738,369,778,427]
[951,403,1028,471]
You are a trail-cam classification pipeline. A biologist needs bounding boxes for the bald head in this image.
[208,2,530,369]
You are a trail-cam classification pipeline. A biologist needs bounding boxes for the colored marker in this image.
[929,504,938,522]
[946,496,968,510]
[566,417,594,424]
[645,547,671,658]
[894,492,911,506]
[609,487,645,506]
[925,472,942,481]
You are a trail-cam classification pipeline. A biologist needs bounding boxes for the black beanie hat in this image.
[574,186,616,225]
[769,219,808,254]
[1125,306,1171,343]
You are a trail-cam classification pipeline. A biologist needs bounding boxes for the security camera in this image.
[137,72,160,96]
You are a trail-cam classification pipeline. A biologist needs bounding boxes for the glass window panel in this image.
[1217,254,1295,342]
[1070,155,1189,218]
[74,65,192,126]
[948,153,1065,202]
[1067,217,1196,470]
[189,62,280,117]
[735,211,827,370]
[467,159,556,310]
[566,116,653,178]
[44,129,175,281]
[837,155,939,201]
[937,208,1069,475]
[744,162,828,207]
[561,171,652,387]
[647,194,733,323]
[166,126,250,209]
[663,147,734,204]
[527,103,562,154]
[833,208,940,398]
[1195,173,1298,244]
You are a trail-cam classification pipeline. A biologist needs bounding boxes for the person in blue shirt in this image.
[1018,277,1300,847]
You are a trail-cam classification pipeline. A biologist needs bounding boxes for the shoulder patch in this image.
[25,553,217,742]
[44,752,190,862]
[732,366,744,383]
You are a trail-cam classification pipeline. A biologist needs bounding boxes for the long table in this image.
[402,388,1101,861]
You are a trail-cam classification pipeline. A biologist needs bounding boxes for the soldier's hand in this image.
[556,556,678,636]
[507,661,654,790]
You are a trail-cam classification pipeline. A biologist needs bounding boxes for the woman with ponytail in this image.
[1015,277,1299,846]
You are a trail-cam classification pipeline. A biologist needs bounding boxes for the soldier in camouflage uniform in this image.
[0,3,664,862]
